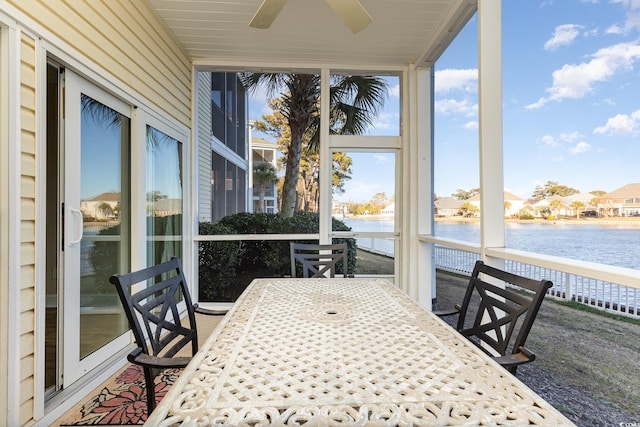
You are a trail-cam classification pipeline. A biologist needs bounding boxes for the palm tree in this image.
[253,162,279,213]
[96,202,113,219]
[549,199,564,218]
[570,200,586,219]
[239,73,387,217]
[460,201,480,218]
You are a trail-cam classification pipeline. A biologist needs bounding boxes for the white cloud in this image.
[373,154,390,164]
[434,69,477,94]
[593,109,640,135]
[526,98,548,110]
[435,98,477,116]
[544,24,584,50]
[570,141,592,154]
[611,0,640,31]
[606,23,625,34]
[388,84,400,98]
[559,131,582,142]
[344,181,380,199]
[463,121,478,130]
[540,135,558,147]
[371,112,399,131]
[539,132,583,148]
[526,42,640,109]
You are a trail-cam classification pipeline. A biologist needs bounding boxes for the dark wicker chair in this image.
[290,242,348,278]
[435,260,553,374]
[109,257,226,413]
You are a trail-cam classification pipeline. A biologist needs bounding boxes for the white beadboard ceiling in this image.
[146,0,477,70]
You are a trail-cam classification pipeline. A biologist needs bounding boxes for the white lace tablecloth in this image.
[146,278,574,426]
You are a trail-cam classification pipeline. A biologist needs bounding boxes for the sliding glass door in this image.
[61,70,131,386]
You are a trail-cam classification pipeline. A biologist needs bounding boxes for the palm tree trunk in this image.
[259,188,265,213]
[280,129,302,217]
[279,75,317,217]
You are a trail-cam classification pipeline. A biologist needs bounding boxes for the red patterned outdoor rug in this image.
[56,364,182,425]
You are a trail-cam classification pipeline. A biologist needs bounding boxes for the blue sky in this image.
[436,0,640,200]
[249,0,640,203]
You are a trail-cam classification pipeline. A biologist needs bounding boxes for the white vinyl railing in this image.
[433,243,640,318]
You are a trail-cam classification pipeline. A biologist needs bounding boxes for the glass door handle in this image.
[69,208,84,245]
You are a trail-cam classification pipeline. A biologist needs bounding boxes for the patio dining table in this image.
[145,278,574,426]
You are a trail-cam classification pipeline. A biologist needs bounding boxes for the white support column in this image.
[405,65,434,308]
[478,0,505,263]
[319,69,331,244]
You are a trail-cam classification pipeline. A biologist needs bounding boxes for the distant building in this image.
[434,197,463,217]
[524,193,598,218]
[531,195,569,216]
[599,183,640,216]
[81,192,120,220]
[149,198,182,217]
[565,192,596,204]
[197,72,249,222]
[467,191,524,217]
[250,137,279,214]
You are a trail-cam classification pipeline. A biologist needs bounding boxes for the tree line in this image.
[443,181,609,219]
[445,181,607,203]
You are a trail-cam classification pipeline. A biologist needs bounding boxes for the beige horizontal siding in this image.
[8,0,192,127]
[4,2,194,424]
[197,72,212,221]
[19,32,36,427]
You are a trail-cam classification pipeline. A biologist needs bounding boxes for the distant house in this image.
[81,192,120,220]
[525,193,598,218]
[467,191,524,217]
[150,198,183,217]
[533,195,570,217]
[566,192,595,204]
[565,193,598,217]
[250,137,279,214]
[599,183,640,216]
[434,197,463,217]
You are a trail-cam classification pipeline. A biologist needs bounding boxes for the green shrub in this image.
[518,210,535,220]
[198,222,243,301]
[198,212,357,301]
[88,223,122,295]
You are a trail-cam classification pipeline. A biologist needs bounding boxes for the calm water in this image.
[342,218,640,270]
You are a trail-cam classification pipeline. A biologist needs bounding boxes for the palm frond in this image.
[81,94,122,128]
[238,72,288,97]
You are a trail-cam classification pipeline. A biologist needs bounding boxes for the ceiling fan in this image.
[249,0,373,34]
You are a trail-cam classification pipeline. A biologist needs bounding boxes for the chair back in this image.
[110,257,199,359]
[456,260,552,359]
[290,242,348,278]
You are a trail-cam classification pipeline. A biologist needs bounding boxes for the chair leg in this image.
[143,367,156,414]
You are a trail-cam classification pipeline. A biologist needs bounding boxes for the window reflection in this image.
[146,126,182,266]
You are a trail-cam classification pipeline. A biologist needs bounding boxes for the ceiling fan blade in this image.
[249,0,288,29]
[325,0,372,33]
